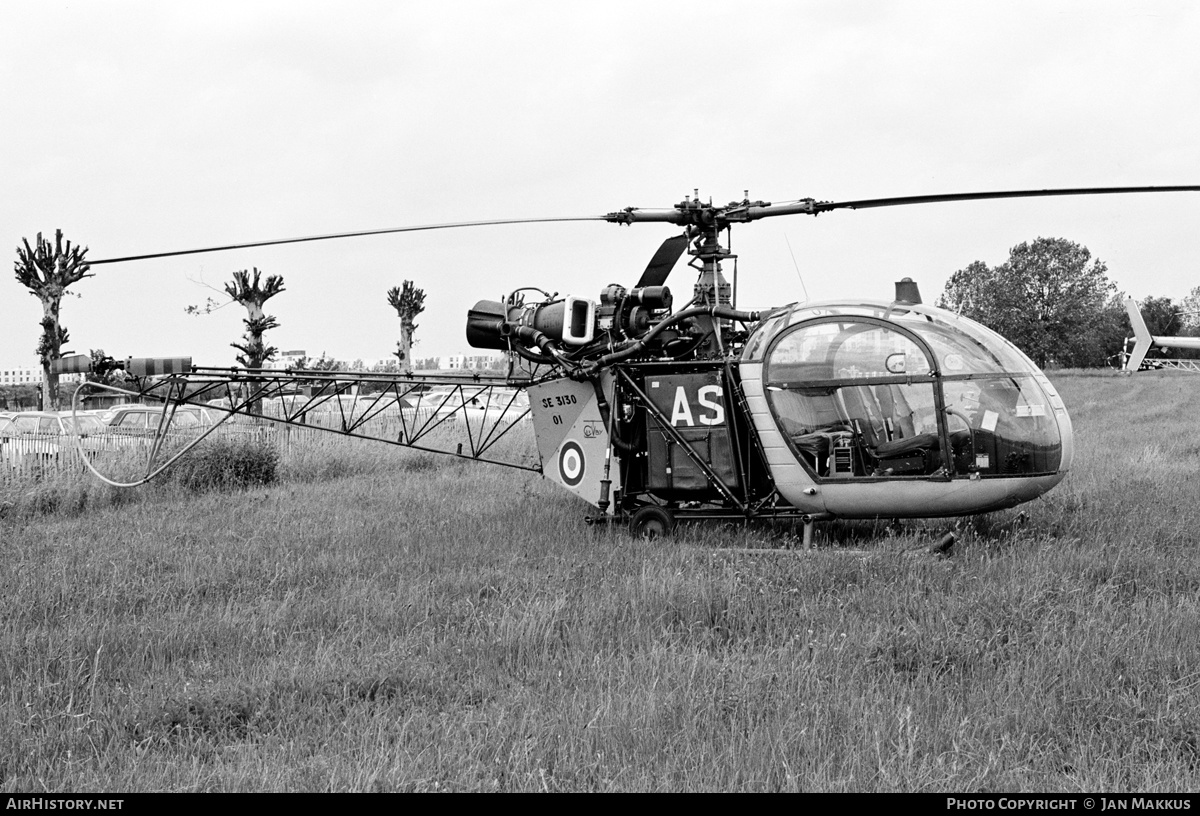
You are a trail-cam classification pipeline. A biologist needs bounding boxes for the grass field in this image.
[2,370,1199,792]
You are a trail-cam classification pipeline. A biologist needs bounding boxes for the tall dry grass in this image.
[1,370,1199,791]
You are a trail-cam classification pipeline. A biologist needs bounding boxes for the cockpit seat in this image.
[784,421,853,474]
[870,432,941,476]
[874,432,939,459]
[790,433,834,471]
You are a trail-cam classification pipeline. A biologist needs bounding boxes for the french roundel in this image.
[558,441,585,487]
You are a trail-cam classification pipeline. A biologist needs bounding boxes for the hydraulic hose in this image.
[506,325,578,369]
[582,305,760,374]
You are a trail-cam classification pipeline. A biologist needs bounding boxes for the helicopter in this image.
[52,184,1200,538]
[1121,295,1200,373]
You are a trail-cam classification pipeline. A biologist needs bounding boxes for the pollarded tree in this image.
[938,237,1116,368]
[387,281,426,375]
[14,230,92,410]
[225,268,285,368]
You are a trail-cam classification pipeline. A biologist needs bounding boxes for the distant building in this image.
[0,363,83,386]
[436,354,505,371]
[271,350,307,370]
[0,365,42,386]
[257,350,505,373]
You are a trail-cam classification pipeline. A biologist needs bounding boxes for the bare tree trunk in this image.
[39,297,61,411]
[41,363,52,411]
[398,317,415,375]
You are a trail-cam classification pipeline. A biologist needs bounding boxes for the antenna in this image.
[783,233,809,302]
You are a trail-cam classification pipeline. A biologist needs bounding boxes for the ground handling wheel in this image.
[628,506,675,539]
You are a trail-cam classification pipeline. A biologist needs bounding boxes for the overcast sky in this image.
[3,0,1198,368]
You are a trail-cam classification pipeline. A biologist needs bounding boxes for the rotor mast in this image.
[605,190,771,353]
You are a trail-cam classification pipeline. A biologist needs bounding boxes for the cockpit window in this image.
[942,376,1061,462]
[890,310,1030,375]
[760,314,1062,480]
[765,321,931,383]
[744,300,1040,377]
[742,312,786,362]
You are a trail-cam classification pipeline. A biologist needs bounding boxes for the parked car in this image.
[419,388,530,423]
[10,410,105,437]
[4,410,107,460]
[199,399,272,427]
[101,404,214,436]
[414,388,483,418]
[0,416,23,463]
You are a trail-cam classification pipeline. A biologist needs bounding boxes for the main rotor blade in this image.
[743,185,1200,219]
[635,234,689,288]
[88,216,608,265]
[813,185,1200,212]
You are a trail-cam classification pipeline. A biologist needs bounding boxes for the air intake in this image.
[894,278,922,305]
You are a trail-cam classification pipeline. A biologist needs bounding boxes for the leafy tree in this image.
[1180,285,1200,334]
[387,281,426,375]
[0,384,40,412]
[355,358,401,394]
[1139,296,1182,337]
[1094,293,1137,368]
[13,229,92,409]
[224,268,285,369]
[939,260,998,325]
[286,353,344,373]
[938,237,1116,368]
[284,353,343,390]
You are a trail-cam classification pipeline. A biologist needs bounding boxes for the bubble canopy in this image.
[743,301,1068,481]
